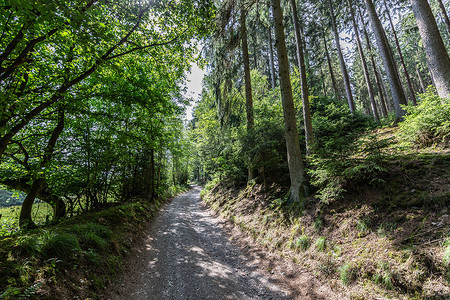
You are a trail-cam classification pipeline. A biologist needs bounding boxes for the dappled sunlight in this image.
[109,188,290,299]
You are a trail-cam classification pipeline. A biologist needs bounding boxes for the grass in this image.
[0,197,174,299]
[202,139,450,300]
[295,235,310,251]
[339,263,357,285]
[0,202,53,237]
[315,237,327,252]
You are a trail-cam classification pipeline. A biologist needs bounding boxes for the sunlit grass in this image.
[0,202,53,236]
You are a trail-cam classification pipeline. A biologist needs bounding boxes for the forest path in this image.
[106,186,342,300]
[106,186,290,299]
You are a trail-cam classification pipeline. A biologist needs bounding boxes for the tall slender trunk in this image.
[358,7,389,117]
[268,7,276,89]
[436,0,450,36]
[383,0,417,105]
[374,65,389,117]
[347,0,380,123]
[328,0,355,113]
[323,34,340,98]
[363,0,407,123]
[290,0,314,154]
[415,65,426,92]
[271,0,306,204]
[410,0,450,98]
[241,7,255,180]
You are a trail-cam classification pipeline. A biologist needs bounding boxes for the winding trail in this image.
[107,187,291,299]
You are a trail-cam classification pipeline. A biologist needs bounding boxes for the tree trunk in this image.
[271,0,306,204]
[323,34,340,99]
[19,110,65,228]
[415,65,426,92]
[347,0,380,123]
[383,0,417,105]
[436,0,450,36]
[358,7,389,117]
[373,64,389,117]
[268,7,276,89]
[328,0,355,113]
[410,0,450,98]
[241,7,255,181]
[363,0,407,123]
[290,0,314,154]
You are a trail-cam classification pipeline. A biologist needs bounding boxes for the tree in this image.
[383,0,418,105]
[410,0,450,98]
[271,0,306,203]
[290,0,314,154]
[328,0,356,113]
[240,5,256,180]
[363,0,408,122]
[436,0,450,36]
[347,0,380,123]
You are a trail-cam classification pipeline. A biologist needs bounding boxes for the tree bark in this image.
[363,0,407,123]
[410,0,450,98]
[268,7,276,89]
[271,0,306,204]
[241,7,255,180]
[328,0,355,113]
[19,110,65,228]
[358,7,389,117]
[290,0,314,154]
[323,34,340,99]
[383,0,417,105]
[436,0,450,36]
[347,0,380,123]
[415,65,426,92]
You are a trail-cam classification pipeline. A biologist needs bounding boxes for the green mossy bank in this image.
[201,153,450,300]
[0,186,188,300]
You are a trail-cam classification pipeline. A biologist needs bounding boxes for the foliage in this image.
[190,70,287,185]
[315,236,327,252]
[339,263,357,285]
[308,100,382,204]
[294,235,310,251]
[398,88,450,147]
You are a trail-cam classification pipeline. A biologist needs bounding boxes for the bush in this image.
[398,88,450,147]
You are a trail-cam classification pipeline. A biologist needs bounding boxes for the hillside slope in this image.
[202,132,450,300]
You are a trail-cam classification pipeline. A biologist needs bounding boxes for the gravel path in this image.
[107,187,291,300]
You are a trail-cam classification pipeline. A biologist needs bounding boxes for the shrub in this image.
[398,87,450,147]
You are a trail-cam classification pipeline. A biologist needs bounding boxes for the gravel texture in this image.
[106,187,291,300]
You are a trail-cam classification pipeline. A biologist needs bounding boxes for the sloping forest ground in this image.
[202,127,450,300]
[0,186,188,300]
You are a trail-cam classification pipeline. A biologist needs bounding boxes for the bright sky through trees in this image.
[184,62,205,120]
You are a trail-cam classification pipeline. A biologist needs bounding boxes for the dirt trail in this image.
[106,187,343,300]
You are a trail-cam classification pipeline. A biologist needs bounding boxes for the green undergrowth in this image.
[202,151,450,299]
[0,185,189,299]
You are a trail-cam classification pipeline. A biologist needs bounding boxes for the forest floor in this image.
[105,186,344,299]
[202,128,450,300]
